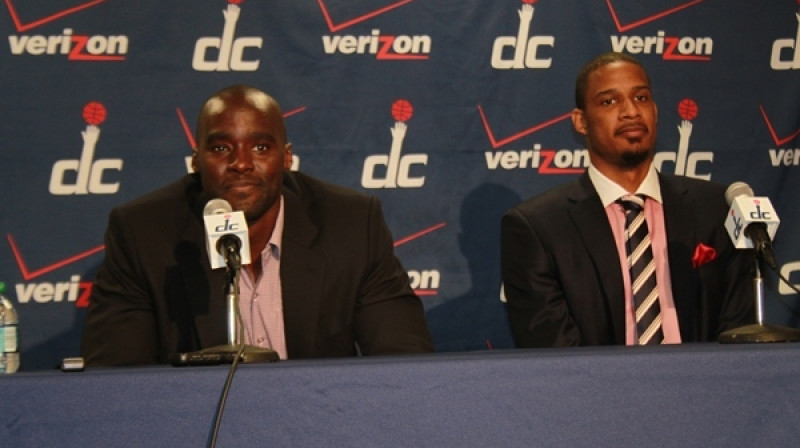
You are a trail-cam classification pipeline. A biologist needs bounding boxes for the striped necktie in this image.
[618,194,663,345]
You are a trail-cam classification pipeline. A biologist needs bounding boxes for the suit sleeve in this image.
[501,208,582,348]
[703,208,757,338]
[716,245,756,335]
[81,207,160,366]
[352,198,434,355]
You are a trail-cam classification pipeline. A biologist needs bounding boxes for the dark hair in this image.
[574,52,650,109]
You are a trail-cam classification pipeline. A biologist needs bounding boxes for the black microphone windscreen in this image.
[216,234,242,255]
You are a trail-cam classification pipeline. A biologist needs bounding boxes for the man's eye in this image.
[211,145,229,152]
[600,98,615,106]
[635,95,649,102]
[253,144,270,152]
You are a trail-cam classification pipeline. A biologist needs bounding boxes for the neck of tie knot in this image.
[617,194,645,213]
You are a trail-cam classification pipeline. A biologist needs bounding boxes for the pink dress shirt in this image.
[588,166,682,345]
[238,196,288,359]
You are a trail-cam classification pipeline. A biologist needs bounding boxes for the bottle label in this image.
[2,326,17,352]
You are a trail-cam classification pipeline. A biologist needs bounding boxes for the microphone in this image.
[202,199,251,269]
[204,198,232,215]
[723,182,780,269]
[717,182,800,344]
[169,199,277,366]
[216,234,242,269]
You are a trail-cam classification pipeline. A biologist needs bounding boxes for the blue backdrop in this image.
[2,0,799,370]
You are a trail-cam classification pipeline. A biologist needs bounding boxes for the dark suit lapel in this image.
[659,175,697,338]
[280,187,326,357]
[567,174,626,344]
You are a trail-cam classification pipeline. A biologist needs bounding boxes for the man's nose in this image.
[619,98,641,119]
[228,146,254,172]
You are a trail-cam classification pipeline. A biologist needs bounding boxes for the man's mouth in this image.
[616,124,648,138]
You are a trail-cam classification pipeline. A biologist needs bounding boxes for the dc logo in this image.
[215,218,240,232]
[192,2,262,72]
[730,212,743,240]
[652,99,713,180]
[49,102,123,195]
[770,11,800,70]
[779,261,800,295]
[361,100,427,189]
[490,1,554,70]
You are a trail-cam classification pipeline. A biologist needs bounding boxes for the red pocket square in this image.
[692,243,717,268]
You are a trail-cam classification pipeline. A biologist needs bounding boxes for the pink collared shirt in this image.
[238,196,288,359]
[588,166,682,345]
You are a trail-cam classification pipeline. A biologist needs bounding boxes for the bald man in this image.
[82,85,433,366]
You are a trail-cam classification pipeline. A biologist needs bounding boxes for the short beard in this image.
[240,195,277,223]
[619,149,651,168]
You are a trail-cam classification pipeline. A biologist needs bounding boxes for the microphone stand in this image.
[719,258,800,343]
[200,250,280,363]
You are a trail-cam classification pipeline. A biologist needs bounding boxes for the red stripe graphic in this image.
[760,105,800,146]
[7,234,104,281]
[5,0,106,32]
[317,0,418,32]
[478,104,572,149]
[394,222,446,248]
[606,0,707,33]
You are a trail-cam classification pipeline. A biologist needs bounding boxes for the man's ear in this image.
[571,108,588,136]
[190,149,198,172]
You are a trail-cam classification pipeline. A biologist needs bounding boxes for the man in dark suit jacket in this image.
[81,85,433,365]
[500,52,755,348]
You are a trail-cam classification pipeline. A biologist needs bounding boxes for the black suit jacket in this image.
[501,172,755,347]
[82,171,433,365]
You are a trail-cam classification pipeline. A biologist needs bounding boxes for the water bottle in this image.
[0,282,20,374]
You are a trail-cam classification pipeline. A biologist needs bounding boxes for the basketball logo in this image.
[83,102,107,126]
[391,99,413,122]
[677,98,698,121]
[521,0,538,4]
